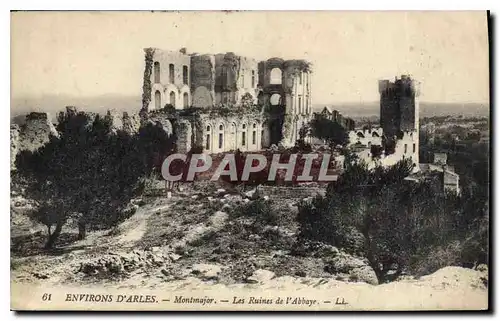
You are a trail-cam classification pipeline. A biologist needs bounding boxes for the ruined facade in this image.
[142,48,313,153]
[317,107,356,131]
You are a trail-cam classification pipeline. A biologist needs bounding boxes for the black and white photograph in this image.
[9,10,490,311]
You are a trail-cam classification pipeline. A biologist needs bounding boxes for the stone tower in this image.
[378,75,420,169]
[378,75,420,137]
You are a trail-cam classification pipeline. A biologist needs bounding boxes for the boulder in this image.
[244,188,259,200]
[191,264,222,280]
[246,269,275,284]
[215,188,226,197]
[209,211,228,228]
[169,253,182,262]
[324,252,378,285]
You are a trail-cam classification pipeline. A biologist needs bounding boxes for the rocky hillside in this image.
[10,181,488,310]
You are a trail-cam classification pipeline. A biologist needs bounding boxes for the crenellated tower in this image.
[378,75,420,170]
[378,75,420,136]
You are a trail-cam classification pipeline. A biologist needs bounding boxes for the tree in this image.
[370,145,384,159]
[17,111,175,248]
[309,116,348,150]
[297,158,470,283]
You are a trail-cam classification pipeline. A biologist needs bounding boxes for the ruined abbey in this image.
[141,48,313,153]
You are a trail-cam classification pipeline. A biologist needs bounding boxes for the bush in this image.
[297,158,488,283]
[232,199,278,227]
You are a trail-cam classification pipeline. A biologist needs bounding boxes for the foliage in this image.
[142,48,155,110]
[240,93,254,108]
[16,110,175,248]
[309,116,349,149]
[370,144,384,159]
[381,135,396,155]
[297,157,487,283]
[231,198,278,227]
[283,59,313,73]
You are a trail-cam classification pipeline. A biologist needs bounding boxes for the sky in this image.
[11,11,490,106]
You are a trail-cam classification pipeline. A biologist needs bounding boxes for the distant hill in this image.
[313,102,490,118]
[11,94,489,124]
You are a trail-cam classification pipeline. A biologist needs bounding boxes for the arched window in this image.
[154,90,161,109]
[270,68,282,84]
[241,124,247,146]
[154,62,160,83]
[183,92,189,109]
[218,123,224,149]
[270,93,281,106]
[169,64,175,83]
[205,125,211,150]
[252,123,257,145]
[170,91,176,107]
[183,66,188,85]
[372,131,380,138]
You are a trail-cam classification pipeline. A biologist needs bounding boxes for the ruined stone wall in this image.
[17,112,59,152]
[352,130,419,172]
[122,112,141,135]
[257,185,326,200]
[212,53,259,106]
[105,109,123,133]
[348,128,384,146]
[11,112,59,171]
[234,56,259,105]
[190,54,215,108]
[145,111,174,137]
[176,120,192,153]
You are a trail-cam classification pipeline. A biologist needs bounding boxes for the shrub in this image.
[232,199,278,227]
[297,158,488,283]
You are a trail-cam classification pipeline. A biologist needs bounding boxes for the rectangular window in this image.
[206,134,210,150]
[404,144,408,154]
[299,72,302,85]
[298,96,302,113]
[241,69,245,87]
[242,132,246,146]
[252,70,255,87]
[252,131,256,145]
[413,143,416,153]
[183,66,188,85]
[219,133,223,149]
